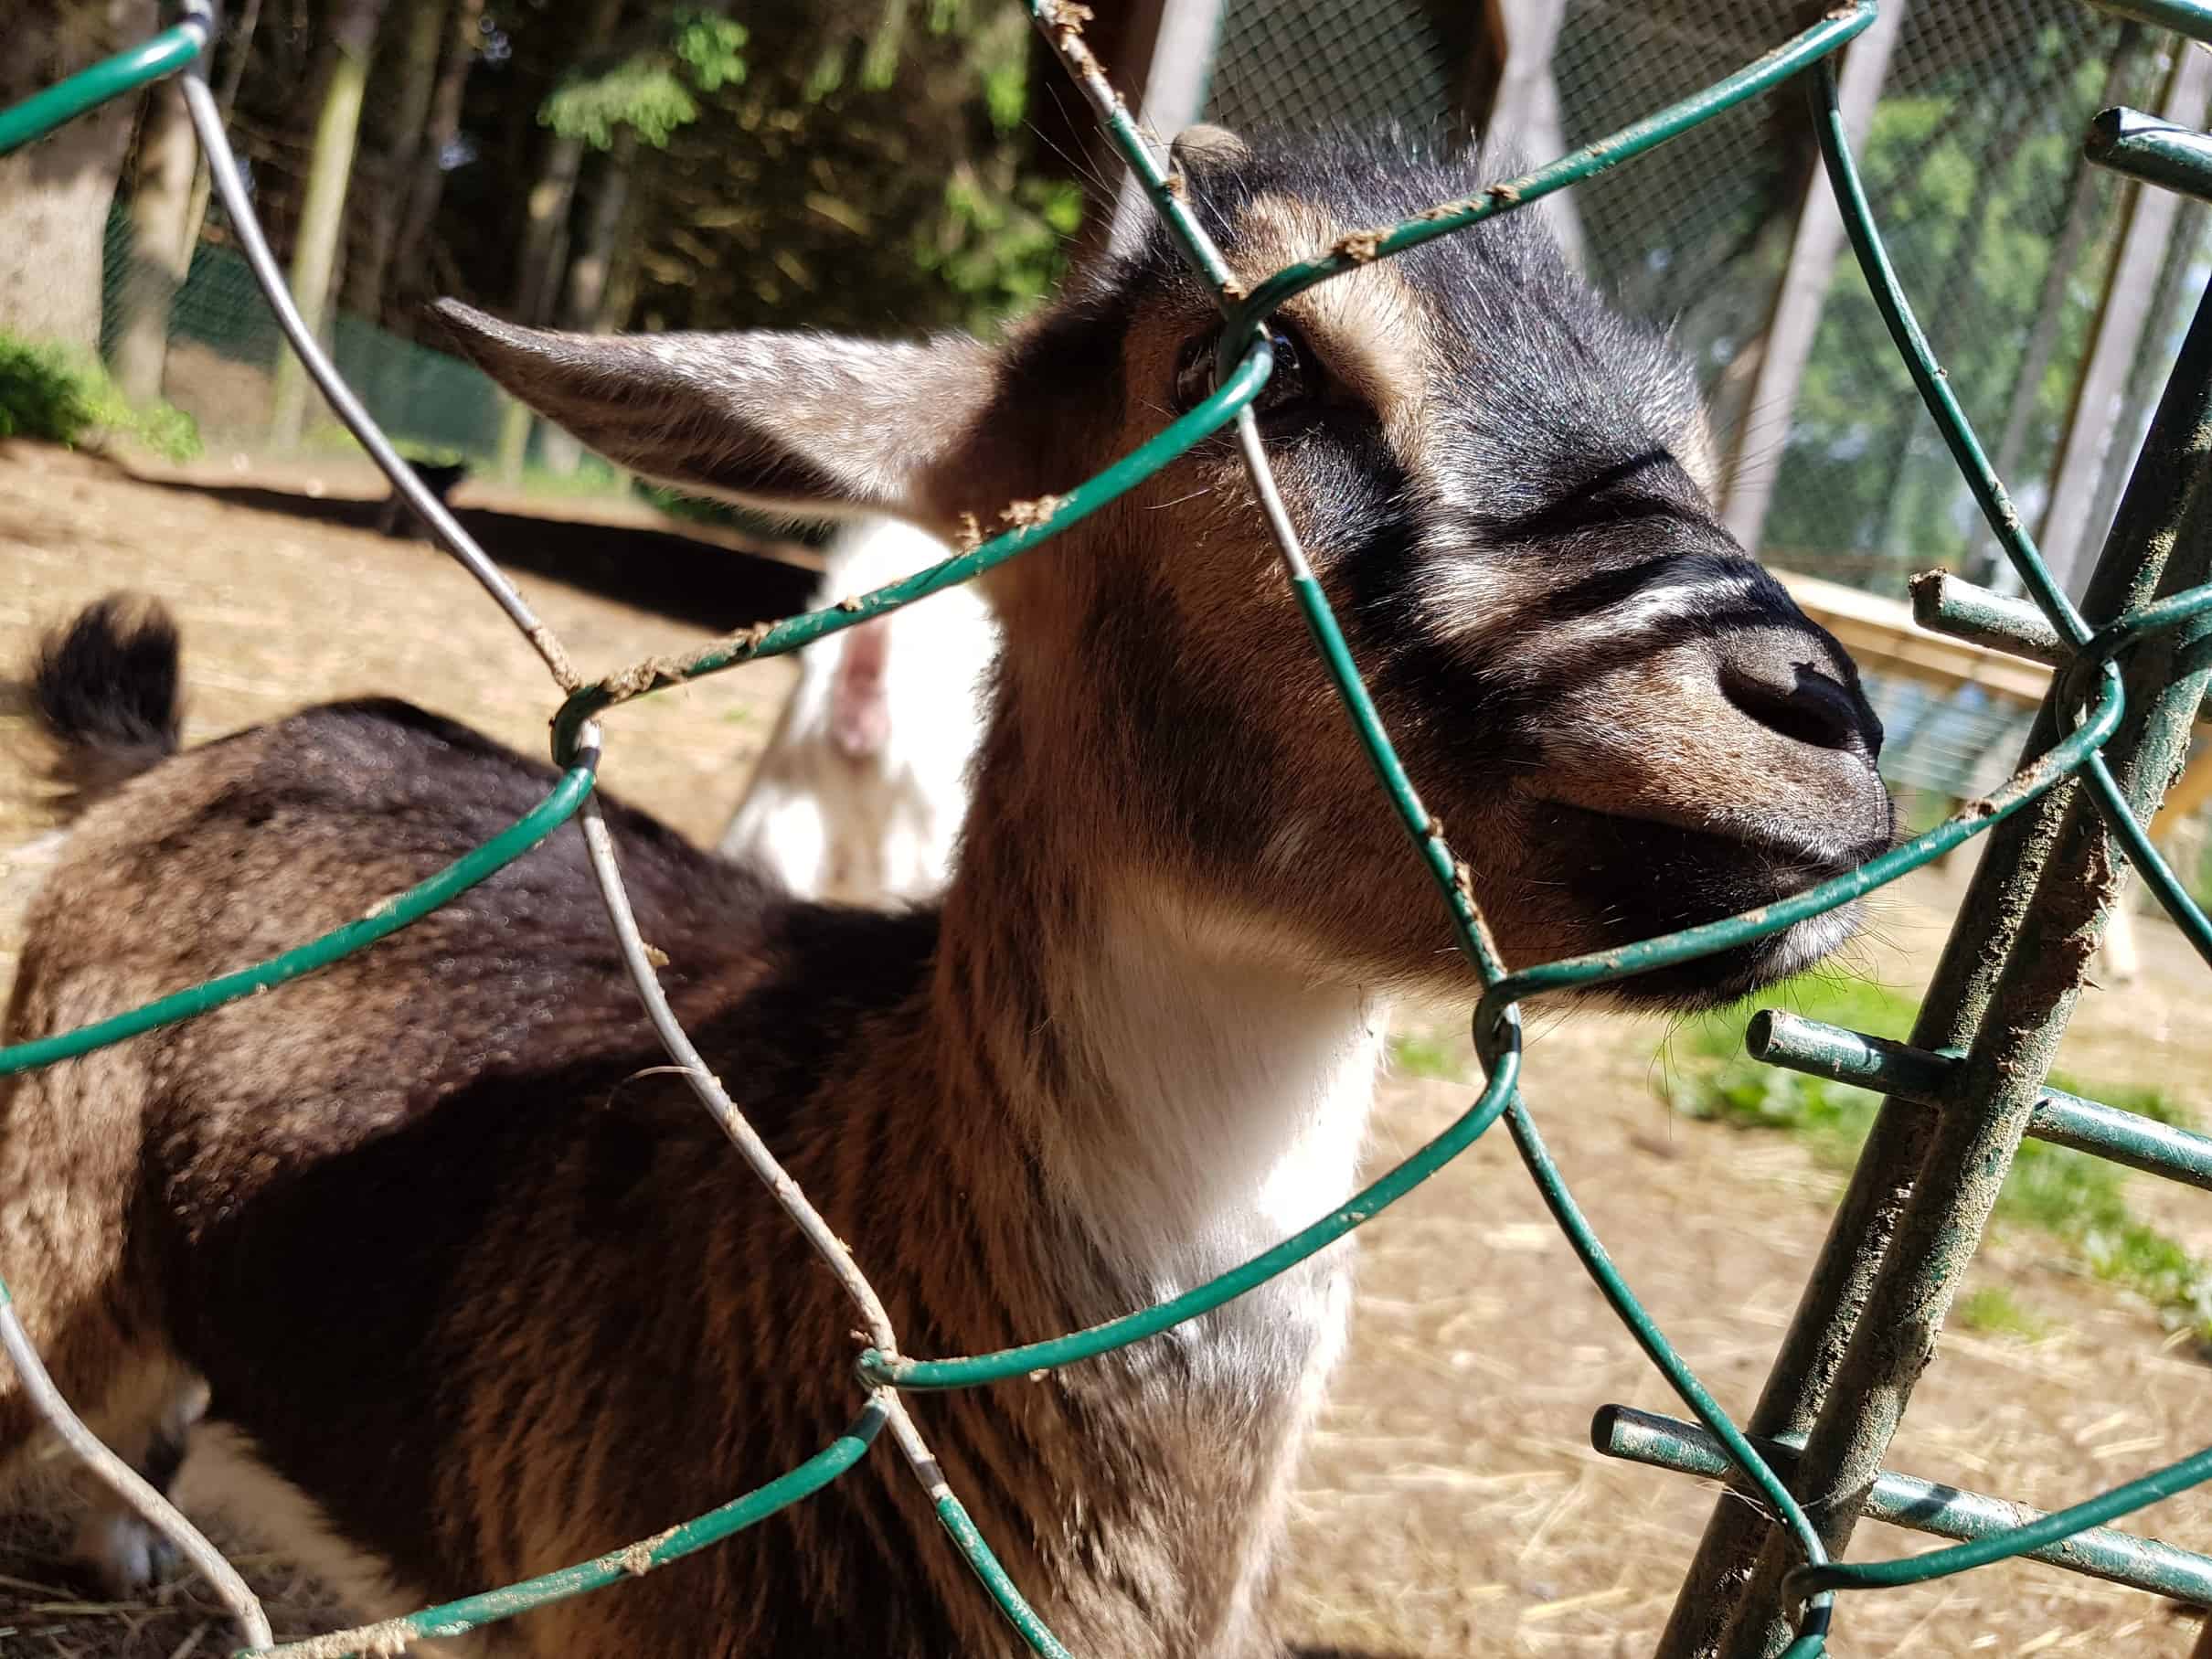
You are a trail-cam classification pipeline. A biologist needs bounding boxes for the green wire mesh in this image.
[5,2,2212,1655]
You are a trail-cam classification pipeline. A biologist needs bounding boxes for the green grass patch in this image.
[1388,1030,1466,1083]
[1663,972,2212,1346]
[0,332,200,460]
[1955,1284,2047,1341]
[1662,973,1912,1166]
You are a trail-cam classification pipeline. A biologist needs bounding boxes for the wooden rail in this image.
[1775,568,2212,839]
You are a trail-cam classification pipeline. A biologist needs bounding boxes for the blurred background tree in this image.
[8,0,1082,475]
[240,0,1085,347]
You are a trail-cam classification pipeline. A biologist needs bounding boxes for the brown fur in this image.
[0,129,1892,1657]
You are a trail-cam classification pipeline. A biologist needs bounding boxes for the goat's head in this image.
[439,126,1891,1008]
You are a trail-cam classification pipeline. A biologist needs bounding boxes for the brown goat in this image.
[0,128,1891,1658]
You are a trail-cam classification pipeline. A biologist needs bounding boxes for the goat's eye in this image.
[1171,325,1321,421]
[1254,326,1314,417]
[1172,333,1218,414]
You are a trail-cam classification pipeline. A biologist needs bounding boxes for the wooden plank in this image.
[2037,41,2212,596]
[1104,0,1231,255]
[1479,0,1585,268]
[1719,0,1910,552]
[2152,741,2212,837]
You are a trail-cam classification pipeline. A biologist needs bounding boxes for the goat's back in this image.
[1,697,976,1643]
[10,699,781,1126]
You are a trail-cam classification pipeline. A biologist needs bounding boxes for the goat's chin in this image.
[1590,902,1863,1011]
[1523,804,1877,1011]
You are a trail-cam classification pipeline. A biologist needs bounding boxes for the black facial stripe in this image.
[1472,483,1717,548]
[1317,424,1424,648]
[1507,594,1827,698]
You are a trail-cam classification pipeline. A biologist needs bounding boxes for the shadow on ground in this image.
[137,476,821,632]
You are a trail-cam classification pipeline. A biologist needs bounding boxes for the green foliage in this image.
[1663,973,2212,1346]
[672,11,749,90]
[1388,1030,1467,1083]
[0,332,201,461]
[1955,1284,2046,1341]
[541,12,749,150]
[617,1,1079,338]
[0,335,90,446]
[1674,973,1920,1064]
[920,172,1086,334]
[1994,1131,2212,1345]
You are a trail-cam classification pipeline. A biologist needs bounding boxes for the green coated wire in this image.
[546,0,1881,776]
[252,1403,888,1656]
[1023,0,1239,297]
[937,1494,1078,1659]
[1810,48,2212,967]
[862,1037,1524,1390]
[1808,57,2090,649]
[1480,674,2125,1012]
[1500,1099,1834,1656]
[548,346,1273,766]
[0,21,207,157]
[0,764,598,1078]
[1225,4,1877,340]
[1784,1437,2212,1601]
[2073,592,2212,966]
[2095,0,2212,44]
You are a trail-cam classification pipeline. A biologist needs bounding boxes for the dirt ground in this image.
[2,439,2209,1657]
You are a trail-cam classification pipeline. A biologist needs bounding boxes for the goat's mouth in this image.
[1536,804,1888,1009]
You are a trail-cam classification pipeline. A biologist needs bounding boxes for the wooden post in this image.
[1967,28,2144,587]
[268,0,392,450]
[1102,0,1229,256]
[2037,42,2212,598]
[1475,0,1583,268]
[1719,0,1909,552]
[2152,739,2212,837]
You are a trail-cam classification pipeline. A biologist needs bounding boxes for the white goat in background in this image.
[718,516,997,904]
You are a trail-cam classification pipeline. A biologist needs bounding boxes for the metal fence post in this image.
[1662,230,2212,1659]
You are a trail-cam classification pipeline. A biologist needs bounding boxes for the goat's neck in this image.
[933,748,1387,1320]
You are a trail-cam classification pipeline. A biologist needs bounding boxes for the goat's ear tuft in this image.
[432,300,993,529]
[1169,123,1252,174]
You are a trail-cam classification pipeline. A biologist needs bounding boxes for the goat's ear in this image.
[433,301,993,529]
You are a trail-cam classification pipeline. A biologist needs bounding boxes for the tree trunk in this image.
[270,0,392,448]
[177,0,263,269]
[111,79,197,402]
[493,0,624,480]
[539,133,634,475]
[351,0,447,324]
[0,0,161,355]
[388,0,484,316]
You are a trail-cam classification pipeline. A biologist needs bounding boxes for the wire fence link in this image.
[5,1,2212,1654]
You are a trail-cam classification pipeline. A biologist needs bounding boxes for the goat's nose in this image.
[1718,643,1882,760]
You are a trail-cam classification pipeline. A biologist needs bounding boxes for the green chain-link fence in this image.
[99,210,530,465]
[5,2,2212,1655]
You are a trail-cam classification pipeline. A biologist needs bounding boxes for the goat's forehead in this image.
[1115,202,1696,463]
